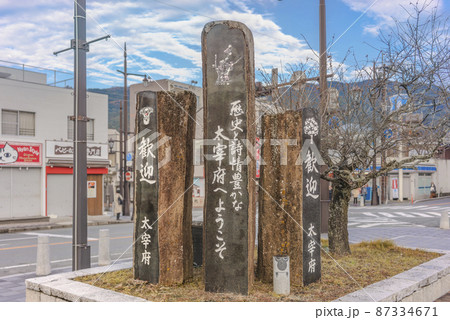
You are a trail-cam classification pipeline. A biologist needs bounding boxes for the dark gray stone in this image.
[202,20,255,295]
[301,107,322,285]
[134,91,160,283]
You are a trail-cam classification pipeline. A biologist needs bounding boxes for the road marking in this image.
[378,212,395,218]
[0,253,132,271]
[359,222,409,228]
[406,212,433,217]
[417,206,440,210]
[388,211,414,218]
[0,235,132,251]
[425,212,444,216]
[362,212,377,217]
[22,232,98,241]
[0,236,36,243]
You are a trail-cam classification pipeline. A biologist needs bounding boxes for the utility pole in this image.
[319,0,327,119]
[381,62,387,204]
[319,0,331,233]
[53,0,110,270]
[123,43,129,216]
[371,61,379,206]
[117,43,149,217]
[119,101,124,202]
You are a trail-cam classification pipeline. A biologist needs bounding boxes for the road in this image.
[348,198,450,228]
[0,223,134,278]
[1,199,448,301]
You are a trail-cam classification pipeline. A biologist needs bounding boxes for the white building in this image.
[0,65,109,220]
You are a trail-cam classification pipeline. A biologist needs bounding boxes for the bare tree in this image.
[256,1,449,255]
[322,1,449,254]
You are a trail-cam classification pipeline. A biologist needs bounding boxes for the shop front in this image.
[45,141,108,217]
[0,141,43,219]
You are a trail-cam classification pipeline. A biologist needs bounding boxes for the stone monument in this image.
[257,111,303,285]
[202,20,256,295]
[133,90,196,285]
[257,108,322,286]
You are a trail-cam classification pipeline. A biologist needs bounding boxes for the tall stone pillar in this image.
[257,108,322,286]
[257,111,303,285]
[301,108,322,285]
[202,20,256,295]
[133,90,196,285]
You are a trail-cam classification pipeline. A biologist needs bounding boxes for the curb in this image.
[335,254,450,302]
[25,262,146,302]
[25,254,450,302]
[414,196,450,204]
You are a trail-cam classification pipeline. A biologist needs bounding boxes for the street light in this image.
[108,138,114,154]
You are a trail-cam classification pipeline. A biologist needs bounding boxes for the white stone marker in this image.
[440,212,449,230]
[273,256,290,295]
[36,235,51,276]
[359,196,364,207]
[98,229,111,266]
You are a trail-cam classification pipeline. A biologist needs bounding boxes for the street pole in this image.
[319,0,327,120]
[123,42,130,216]
[381,63,387,204]
[319,0,330,233]
[72,0,90,270]
[53,1,110,271]
[371,61,379,206]
[119,101,124,201]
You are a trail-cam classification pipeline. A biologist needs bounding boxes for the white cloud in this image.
[341,0,445,36]
[0,0,321,87]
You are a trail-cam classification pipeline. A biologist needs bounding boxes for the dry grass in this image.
[75,240,440,302]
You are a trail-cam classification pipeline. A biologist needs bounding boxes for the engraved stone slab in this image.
[134,91,159,283]
[134,91,196,284]
[202,20,256,295]
[301,107,322,285]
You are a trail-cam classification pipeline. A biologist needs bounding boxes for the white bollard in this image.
[98,229,111,266]
[36,235,51,276]
[359,196,364,207]
[440,212,449,230]
[273,255,290,295]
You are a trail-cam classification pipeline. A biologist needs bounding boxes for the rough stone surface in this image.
[40,293,56,302]
[335,254,450,302]
[202,20,256,295]
[36,235,51,276]
[257,111,303,285]
[25,289,40,302]
[98,229,111,266]
[157,91,196,285]
[134,91,196,285]
[26,262,147,302]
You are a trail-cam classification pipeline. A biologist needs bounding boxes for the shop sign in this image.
[0,141,42,166]
[46,141,107,160]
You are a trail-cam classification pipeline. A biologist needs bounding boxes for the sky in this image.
[0,0,446,89]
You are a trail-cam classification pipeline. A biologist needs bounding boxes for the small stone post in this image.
[202,20,256,295]
[273,255,290,295]
[36,235,51,276]
[133,90,196,285]
[440,211,449,229]
[98,229,111,266]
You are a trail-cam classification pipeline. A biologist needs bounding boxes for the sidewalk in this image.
[349,195,450,208]
[0,212,132,234]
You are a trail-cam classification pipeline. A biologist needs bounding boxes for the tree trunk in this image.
[328,179,351,255]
